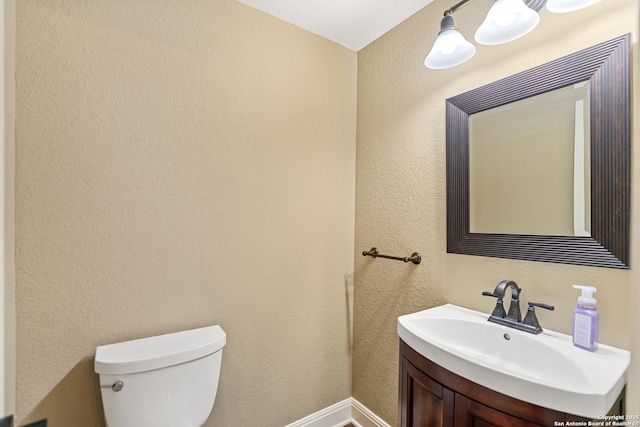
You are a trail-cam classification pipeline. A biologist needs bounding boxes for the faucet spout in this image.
[493,280,521,323]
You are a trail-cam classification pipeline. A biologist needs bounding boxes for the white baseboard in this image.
[284,397,391,427]
[284,398,352,427]
[350,398,391,427]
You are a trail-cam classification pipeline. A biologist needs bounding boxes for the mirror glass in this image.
[468,82,591,236]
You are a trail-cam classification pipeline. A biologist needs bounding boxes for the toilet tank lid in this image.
[94,325,226,375]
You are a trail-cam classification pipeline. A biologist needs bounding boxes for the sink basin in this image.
[397,304,630,418]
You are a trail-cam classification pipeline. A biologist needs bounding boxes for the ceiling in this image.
[235,0,436,51]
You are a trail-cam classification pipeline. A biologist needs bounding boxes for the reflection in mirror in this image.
[469,82,591,236]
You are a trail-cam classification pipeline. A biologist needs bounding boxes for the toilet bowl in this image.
[94,325,226,427]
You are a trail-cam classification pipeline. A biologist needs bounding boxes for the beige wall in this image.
[15,1,356,426]
[2,0,16,417]
[354,0,638,425]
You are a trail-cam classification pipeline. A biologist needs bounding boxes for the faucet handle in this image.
[522,301,555,334]
[528,302,555,311]
[482,291,506,318]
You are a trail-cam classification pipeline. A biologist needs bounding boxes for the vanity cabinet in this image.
[401,357,454,426]
[399,341,624,427]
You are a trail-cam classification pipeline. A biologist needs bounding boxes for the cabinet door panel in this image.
[454,394,543,427]
[401,357,454,427]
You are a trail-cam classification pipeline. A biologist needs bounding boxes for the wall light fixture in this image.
[424,0,602,69]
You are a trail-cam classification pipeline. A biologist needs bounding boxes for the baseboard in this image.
[350,398,391,427]
[284,397,391,427]
[283,398,352,427]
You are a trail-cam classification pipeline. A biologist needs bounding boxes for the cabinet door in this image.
[400,357,454,427]
[454,394,544,427]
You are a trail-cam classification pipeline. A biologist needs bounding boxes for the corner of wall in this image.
[2,0,16,417]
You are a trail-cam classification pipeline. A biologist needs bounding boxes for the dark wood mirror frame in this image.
[446,34,630,269]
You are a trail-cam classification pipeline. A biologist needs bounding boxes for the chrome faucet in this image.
[482,280,554,334]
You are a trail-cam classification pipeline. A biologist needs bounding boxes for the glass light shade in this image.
[474,0,540,45]
[425,17,476,69]
[546,0,601,12]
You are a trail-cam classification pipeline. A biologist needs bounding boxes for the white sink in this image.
[397,304,630,418]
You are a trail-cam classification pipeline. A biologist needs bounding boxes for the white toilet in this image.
[94,325,226,427]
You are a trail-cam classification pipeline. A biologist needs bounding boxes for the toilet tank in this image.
[95,325,226,427]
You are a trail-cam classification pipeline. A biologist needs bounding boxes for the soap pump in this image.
[572,285,598,351]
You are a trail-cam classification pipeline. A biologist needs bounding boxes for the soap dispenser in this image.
[572,285,598,351]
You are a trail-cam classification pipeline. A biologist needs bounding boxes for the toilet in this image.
[94,325,226,427]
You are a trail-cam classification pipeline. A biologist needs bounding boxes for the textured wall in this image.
[16,1,356,425]
[2,0,16,417]
[353,0,638,424]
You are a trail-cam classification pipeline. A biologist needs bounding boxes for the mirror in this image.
[446,34,630,269]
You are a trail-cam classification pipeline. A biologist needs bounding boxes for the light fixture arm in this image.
[444,0,474,16]
[443,0,546,16]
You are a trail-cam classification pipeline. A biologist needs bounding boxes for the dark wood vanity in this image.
[399,340,625,427]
